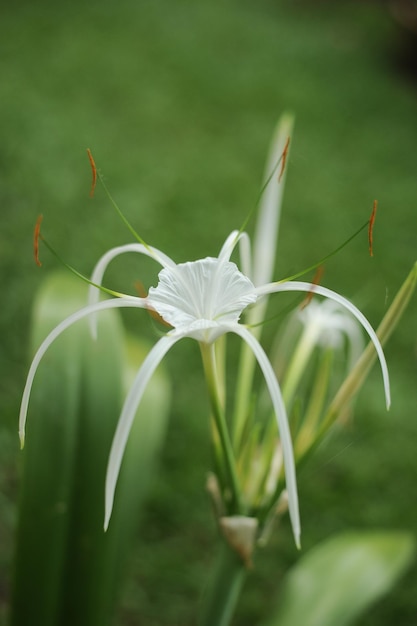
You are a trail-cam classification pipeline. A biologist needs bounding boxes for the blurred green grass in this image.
[1,1,416,624]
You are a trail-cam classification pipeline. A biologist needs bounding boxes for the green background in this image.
[1,1,416,624]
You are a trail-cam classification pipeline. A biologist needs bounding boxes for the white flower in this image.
[19,229,391,550]
[147,257,256,342]
[297,299,364,365]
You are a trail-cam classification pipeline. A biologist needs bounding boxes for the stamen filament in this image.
[278,220,369,284]
[40,235,129,300]
[278,136,290,183]
[96,169,150,248]
[87,150,161,263]
[238,135,290,237]
[369,199,377,257]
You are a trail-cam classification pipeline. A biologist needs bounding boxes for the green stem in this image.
[200,342,242,513]
[295,349,333,458]
[198,540,247,626]
[281,323,318,406]
[232,340,257,451]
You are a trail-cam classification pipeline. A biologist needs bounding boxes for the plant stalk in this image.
[200,342,242,513]
[198,540,247,626]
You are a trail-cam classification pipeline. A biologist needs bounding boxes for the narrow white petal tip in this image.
[291,517,301,550]
[104,509,111,532]
[19,431,25,450]
[103,502,113,532]
[383,373,391,411]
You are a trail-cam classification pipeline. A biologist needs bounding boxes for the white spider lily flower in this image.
[297,299,364,368]
[19,230,391,550]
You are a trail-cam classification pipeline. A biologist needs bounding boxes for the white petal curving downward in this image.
[224,322,300,548]
[19,298,149,448]
[104,333,184,529]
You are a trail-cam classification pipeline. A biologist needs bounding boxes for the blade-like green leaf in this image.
[266,532,415,626]
[11,271,171,626]
[58,332,171,626]
[11,272,88,626]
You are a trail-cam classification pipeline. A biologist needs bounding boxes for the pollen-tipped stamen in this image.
[86,148,97,198]
[278,136,290,183]
[33,214,43,267]
[238,129,292,237]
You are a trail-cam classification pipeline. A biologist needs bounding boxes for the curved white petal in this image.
[222,322,300,548]
[218,231,241,263]
[88,244,176,339]
[104,333,183,529]
[237,232,252,280]
[19,297,148,447]
[257,281,391,409]
[218,230,252,279]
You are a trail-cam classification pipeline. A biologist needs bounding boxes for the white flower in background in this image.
[297,299,364,367]
[276,297,367,423]
[19,226,391,549]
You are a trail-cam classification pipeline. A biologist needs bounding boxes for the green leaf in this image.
[11,272,89,626]
[11,271,171,626]
[266,532,415,626]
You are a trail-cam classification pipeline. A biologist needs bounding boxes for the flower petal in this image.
[218,231,241,262]
[218,230,251,274]
[238,232,252,280]
[257,281,391,409]
[88,244,176,339]
[104,333,183,529]
[148,258,256,333]
[19,298,148,447]
[223,323,300,548]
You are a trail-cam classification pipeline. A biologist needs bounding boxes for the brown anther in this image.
[300,264,324,309]
[278,136,290,183]
[33,214,44,267]
[135,281,172,327]
[87,148,97,198]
